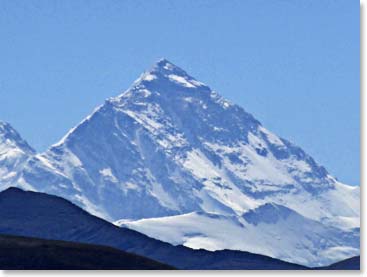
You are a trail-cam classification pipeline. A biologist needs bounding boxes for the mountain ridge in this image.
[119,202,359,267]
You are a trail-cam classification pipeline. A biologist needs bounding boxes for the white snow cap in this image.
[132,58,208,90]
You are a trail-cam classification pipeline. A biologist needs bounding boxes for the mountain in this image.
[0,234,174,270]
[0,187,308,270]
[119,203,359,267]
[1,59,360,266]
[0,122,35,190]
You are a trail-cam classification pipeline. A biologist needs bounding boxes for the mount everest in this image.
[0,59,360,267]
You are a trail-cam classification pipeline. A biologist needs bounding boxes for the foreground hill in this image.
[318,256,360,270]
[0,234,359,270]
[0,234,173,270]
[0,187,307,270]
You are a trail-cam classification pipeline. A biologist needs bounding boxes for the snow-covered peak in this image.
[0,121,34,155]
[154,58,184,73]
[125,59,209,96]
[0,121,35,190]
[149,58,193,79]
[20,60,346,218]
[0,61,359,267]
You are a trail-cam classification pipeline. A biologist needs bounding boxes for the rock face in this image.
[0,59,359,266]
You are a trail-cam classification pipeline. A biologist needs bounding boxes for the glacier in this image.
[0,59,360,267]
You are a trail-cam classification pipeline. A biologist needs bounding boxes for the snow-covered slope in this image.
[1,59,360,266]
[0,122,35,190]
[118,203,359,267]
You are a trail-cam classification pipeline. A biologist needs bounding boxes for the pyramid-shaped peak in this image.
[149,58,190,77]
[155,58,179,70]
[126,58,209,91]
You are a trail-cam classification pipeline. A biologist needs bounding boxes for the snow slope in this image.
[0,59,360,266]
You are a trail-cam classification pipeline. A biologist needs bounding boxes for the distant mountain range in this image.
[0,59,360,267]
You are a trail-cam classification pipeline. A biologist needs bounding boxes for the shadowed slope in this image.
[318,256,360,270]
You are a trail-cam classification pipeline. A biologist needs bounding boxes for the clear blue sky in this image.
[0,0,359,185]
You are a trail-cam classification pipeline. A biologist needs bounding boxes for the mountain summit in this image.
[0,60,360,266]
[0,122,35,188]
[0,122,34,154]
